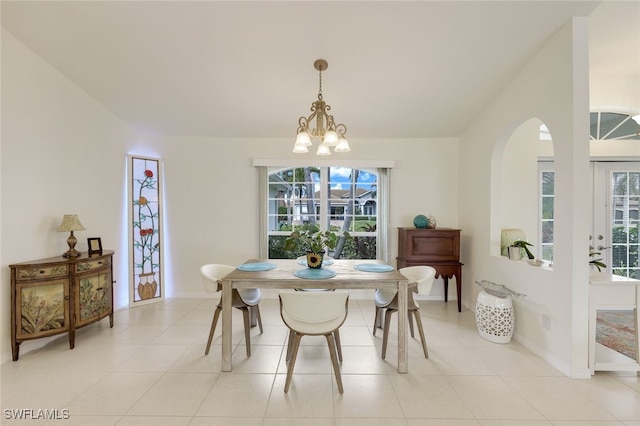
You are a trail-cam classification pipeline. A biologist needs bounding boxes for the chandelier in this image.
[293,59,350,155]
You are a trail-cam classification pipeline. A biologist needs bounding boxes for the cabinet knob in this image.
[64,296,70,301]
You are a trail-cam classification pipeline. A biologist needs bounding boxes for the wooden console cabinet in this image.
[396,228,463,312]
[9,250,114,361]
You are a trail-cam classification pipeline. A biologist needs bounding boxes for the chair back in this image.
[200,264,235,293]
[279,290,349,334]
[399,266,437,295]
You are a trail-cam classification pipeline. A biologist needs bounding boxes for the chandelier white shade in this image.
[294,59,350,155]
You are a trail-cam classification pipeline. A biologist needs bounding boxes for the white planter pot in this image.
[508,246,522,261]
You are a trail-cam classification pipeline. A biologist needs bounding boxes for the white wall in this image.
[501,119,544,245]
[133,135,459,299]
[0,30,460,362]
[0,30,135,363]
[458,18,591,377]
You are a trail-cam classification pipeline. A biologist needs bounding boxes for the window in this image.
[610,171,640,278]
[538,165,554,262]
[257,163,390,261]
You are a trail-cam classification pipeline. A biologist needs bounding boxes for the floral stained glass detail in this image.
[130,156,163,303]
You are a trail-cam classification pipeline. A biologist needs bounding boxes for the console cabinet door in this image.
[76,269,113,327]
[16,279,70,340]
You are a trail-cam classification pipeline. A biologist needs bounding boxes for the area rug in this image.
[596,310,637,359]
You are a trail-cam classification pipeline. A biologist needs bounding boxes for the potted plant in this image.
[509,240,535,260]
[284,224,351,268]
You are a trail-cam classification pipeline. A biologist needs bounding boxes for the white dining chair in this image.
[373,265,436,359]
[279,290,349,394]
[200,264,263,357]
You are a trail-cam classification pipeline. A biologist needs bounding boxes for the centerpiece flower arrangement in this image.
[284,224,351,268]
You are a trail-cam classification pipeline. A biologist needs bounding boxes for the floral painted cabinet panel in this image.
[16,278,70,340]
[76,269,113,327]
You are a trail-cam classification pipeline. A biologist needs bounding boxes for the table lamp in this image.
[57,214,86,258]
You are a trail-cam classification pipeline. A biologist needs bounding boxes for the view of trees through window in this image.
[540,170,554,262]
[611,171,640,278]
[540,168,640,277]
[267,166,378,260]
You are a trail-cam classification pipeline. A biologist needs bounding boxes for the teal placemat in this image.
[293,268,337,279]
[236,262,276,272]
[354,263,394,272]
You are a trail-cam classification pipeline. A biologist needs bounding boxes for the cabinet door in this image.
[76,269,113,327]
[16,279,70,340]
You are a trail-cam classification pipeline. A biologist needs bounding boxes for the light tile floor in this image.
[2,295,640,425]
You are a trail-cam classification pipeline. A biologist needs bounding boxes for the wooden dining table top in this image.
[222,258,408,289]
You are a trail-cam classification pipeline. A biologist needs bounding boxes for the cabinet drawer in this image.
[77,256,111,272]
[398,228,460,262]
[15,264,68,281]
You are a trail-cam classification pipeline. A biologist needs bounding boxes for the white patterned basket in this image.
[476,290,515,343]
[474,280,524,344]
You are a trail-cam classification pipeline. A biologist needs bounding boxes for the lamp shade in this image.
[293,143,309,153]
[295,131,312,146]
[334,137,351,152]
[57,215,86,232]
[322,130,339,146]
[316,143,331,156]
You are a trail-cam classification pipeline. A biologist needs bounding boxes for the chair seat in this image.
[281,310,346,335]
[238,288,261,305]
[374,288,397,307]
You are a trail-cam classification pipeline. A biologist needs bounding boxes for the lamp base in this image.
[63,232,80,258]
[63,249,81,258]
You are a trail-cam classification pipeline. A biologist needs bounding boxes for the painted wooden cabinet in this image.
[396,228,463,312]
[9,250,114,360]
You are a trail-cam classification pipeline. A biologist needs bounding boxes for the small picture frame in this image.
[87,237,103,256]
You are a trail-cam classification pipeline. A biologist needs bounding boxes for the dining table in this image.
[220,258,411,373]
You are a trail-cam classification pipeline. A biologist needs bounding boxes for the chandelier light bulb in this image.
[316,143,331,156]
[293,143,309,153]
[334,137,351,153]
[323,130,339,146]
[295,131,312,146]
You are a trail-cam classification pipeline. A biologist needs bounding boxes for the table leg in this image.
[456,271,462,312]
[221,280,233,371]
[397,280,408,373]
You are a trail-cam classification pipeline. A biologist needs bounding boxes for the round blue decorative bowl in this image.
[413,214,429,229]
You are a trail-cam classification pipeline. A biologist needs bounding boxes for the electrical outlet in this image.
[542,314,551,330]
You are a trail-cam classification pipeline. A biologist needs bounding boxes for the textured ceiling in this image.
[2,1,638,139]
